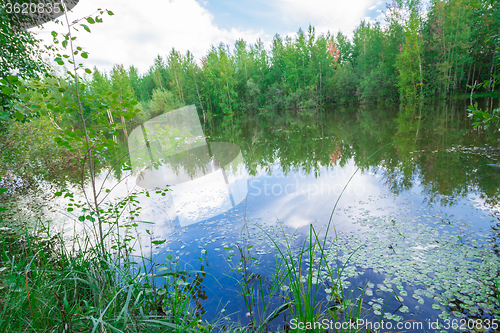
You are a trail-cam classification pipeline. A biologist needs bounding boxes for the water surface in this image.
[32,99,500,331]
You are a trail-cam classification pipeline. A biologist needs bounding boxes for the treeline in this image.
[204,100,500,206]
[89,0,499,120]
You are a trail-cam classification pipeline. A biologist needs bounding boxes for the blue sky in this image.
[199,0,386,36]
[32,0,390,74]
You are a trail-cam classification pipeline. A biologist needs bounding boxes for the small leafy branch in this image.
[43,5,145,254]
[1,3,164,257]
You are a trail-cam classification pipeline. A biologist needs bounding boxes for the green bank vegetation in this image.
[82,0,499,115]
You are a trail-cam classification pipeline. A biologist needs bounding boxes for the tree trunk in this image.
[488,52,495,92]
[192,67,205,123]
[121,115,128,140]
[173,68,185,104]
[106,109,117,142]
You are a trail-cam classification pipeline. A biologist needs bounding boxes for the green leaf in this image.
[54,57,64,65]
[0,188,7,194]
[81,24,91,33]
[14,112,23,120]
[81,52,88,59]
[86,17,95,24]
[1,86,13,95]
[78,216,85,222]
[85,68,92,74]
[166,254,173,261]
[18,86,27,94]
[6,76,18,82]
[107,10,114,15]
[0,112,9,119]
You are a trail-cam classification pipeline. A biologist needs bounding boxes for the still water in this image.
[52,99,500,331]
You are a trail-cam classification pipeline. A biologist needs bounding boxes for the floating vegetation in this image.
[141,194,499,330]
[314,201,500,322]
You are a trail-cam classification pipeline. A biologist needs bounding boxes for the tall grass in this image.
[0,219,210,332]
[228,222,369,332]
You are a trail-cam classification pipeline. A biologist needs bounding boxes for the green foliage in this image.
[467,26,499,129]
[467,101,500,129]
[468,70,500,128]
[0,224,207,332]
[73,1,496,114]
[0,6,210,332]
[3,0,499,127]
[146,88,185,118]
[424,0,475,96]
[393,0,424,101]
[0,5,48,125]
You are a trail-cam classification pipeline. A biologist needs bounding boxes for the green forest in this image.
[89,0,499,119]
[92,0,499,114]
[1,0,499,128]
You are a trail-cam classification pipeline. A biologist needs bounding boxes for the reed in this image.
[0,220,208,332]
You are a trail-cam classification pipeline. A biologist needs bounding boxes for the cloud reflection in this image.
[128,105,248,227]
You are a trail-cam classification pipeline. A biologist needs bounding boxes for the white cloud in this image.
[275,0,380,37]
[32,0,265,74]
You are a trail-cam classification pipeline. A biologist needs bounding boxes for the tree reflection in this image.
[201,99,500,208]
